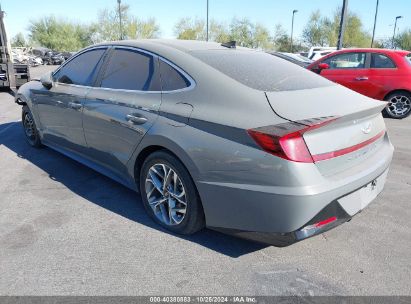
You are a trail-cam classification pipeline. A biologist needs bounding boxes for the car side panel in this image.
[83,88,161,182]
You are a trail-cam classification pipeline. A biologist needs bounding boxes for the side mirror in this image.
[40,72,53,89]
[318,63,330,70]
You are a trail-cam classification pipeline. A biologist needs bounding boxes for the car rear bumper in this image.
[210,200,351,247]
[209,169,388,246]
[198,132,392,245]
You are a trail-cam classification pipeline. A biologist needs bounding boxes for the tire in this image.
[22,106,42,148]
[139,150,205,235]
[383,91,411,119]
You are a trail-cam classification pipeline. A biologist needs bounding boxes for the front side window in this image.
[100,49,161,91]
[159,60,191,91]
[53,49,106,86]
[371,53,396,68]
[323,52,366,69]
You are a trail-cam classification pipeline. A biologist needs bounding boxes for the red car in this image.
[308,48,411,119]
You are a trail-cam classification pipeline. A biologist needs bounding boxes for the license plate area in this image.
[338,169,388,216]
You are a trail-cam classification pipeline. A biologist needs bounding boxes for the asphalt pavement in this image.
[0,65,410,296]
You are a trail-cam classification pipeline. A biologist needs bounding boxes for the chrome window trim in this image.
[95,45,196,94]
[51,44,197,94]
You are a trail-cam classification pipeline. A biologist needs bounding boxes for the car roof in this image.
[91,39,252,54]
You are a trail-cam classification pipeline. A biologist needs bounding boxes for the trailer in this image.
[0,10,30,92]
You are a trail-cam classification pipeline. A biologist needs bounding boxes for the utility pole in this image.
[117,0,123,40]
[337,0,349,50]
[371,0,379,48]
[206,0,209,41]
[392,16,403,49]
[290,10,298,53]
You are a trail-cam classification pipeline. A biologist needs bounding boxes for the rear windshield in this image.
[192,50,333,91]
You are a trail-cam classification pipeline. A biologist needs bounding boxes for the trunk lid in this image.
[266,85,388,175]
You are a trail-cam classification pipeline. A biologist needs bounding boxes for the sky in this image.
[2,0,410,41]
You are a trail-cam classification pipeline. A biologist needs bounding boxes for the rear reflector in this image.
[300,216,338,233]
[247,118,337,163]
[313,216,337,228]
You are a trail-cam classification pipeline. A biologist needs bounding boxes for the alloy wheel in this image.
[23,112,36,144]
[386,95,411,118]
[145,163,187,226]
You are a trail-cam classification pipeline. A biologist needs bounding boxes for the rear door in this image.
[83,47,162,178]
[367,52,398,100]
[320,52,372,97]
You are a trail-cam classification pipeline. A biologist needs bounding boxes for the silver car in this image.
[15,40,394,246]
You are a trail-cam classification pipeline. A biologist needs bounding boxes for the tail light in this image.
[247,118,337,163]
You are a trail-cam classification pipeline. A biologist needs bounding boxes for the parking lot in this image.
[0,66,410,296]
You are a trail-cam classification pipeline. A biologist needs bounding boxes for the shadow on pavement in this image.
[0,121,268,257]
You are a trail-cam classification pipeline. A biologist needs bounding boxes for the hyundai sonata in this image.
[15,40,394,246]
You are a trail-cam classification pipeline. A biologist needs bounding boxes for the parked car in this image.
[269,52,313,67]
[308,48,411,119]
[15,40,393,246]
[308,46,338,60]
[31,48,65,65]
[61,51,76,61]
[44,51,65,65]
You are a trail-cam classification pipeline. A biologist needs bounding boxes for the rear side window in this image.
[371,53,396,68]
[53,49,105,86]
[192,50,332,92]
[100,49,161,91]
[323,52,366,69]
[159,60,191,91]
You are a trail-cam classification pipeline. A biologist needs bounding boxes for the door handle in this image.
[355,76,368,81]
[68,102,83,110]
[126,114,148,125]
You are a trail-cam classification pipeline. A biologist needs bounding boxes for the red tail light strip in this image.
[312,130,386,162]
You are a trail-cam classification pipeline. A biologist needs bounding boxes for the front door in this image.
[320,52,372,97]
[33,48,107,154]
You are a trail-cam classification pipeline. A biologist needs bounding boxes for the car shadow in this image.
[0,121,268,257]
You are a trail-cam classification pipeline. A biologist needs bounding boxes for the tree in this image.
[272,24,290,51]
[302,10,334,47]
[130,17,160,39]
[209,20,230,43]
[302,8,371,48]
[174,17,206,40]
[174,17,273,49]
[11,33,27,47]
[228,18,255,47]
[332,9,371,48]
[95,4,160,42]
[174,17,230,42]
[29,16,94,51]
[229,18,274,49]
[394,29,411,50]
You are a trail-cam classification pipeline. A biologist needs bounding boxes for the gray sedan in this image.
[15,40,394,246]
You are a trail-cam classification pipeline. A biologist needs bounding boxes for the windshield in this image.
[406,54,411,66]
[192,50,333,92]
